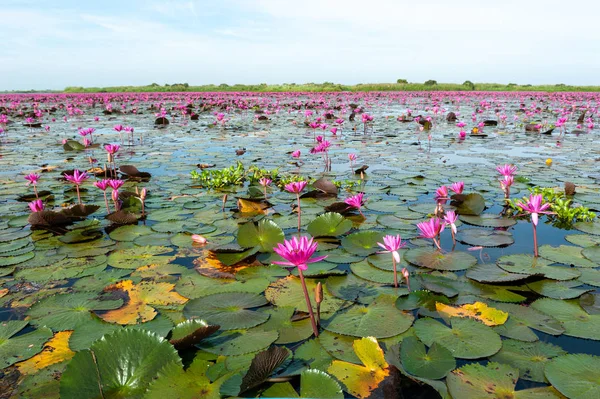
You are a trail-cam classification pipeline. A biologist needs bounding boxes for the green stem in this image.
[298,269,319,337]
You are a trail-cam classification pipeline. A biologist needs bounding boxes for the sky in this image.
[1,0,599,90]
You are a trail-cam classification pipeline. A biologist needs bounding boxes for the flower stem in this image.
[76,185,82,205]
[532,223,539,257]
[392,257,398,288]
[298,269,319,337]
[296,193,301,232]
[103,191,110,213]
[33,185,39,199]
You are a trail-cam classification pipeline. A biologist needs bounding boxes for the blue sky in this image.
[2,0,599,90]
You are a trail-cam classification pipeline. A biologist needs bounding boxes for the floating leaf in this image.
[539,244,596,268]
[414,317,502,359]
[237,219,284,251]
[490,339,566,382]
[531,298,600,340]
[341,231,385,256]
[323,295,414,338]
[183,292,268,330]
[436,301,509,326]
[466,263,530,283]
[404,248,477,271]
[0,320,53,369]
[257,306,313,344]
[261,369,344,398]
[458,229,514,247]
[101,280,188,325]
[497,253,581,280]
[459,214,516,228]
[447,362,561,399]
[327,337,390,399]
[59,329,181,399]
[145,356,229,399]
[307,212,352,237]
[107,245,173,269]
[169,319,220,350]
[545,354,600,399]
[265,276,347,313]
[400,336,455,380]
[452,193,485,215]
[198,328,278,356]
[27,292,123,330]
[527,279,592,299]
[15,330,75,375]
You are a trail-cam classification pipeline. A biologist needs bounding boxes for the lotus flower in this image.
[449,182,464,195]
[344,193,365,217]
[377,234,406,287]
[417,217,445,250]
[273,236,326,337]
[516,194,553,257]
[285,181,307,231]
[496,164,517,176]
[28,199,44,213]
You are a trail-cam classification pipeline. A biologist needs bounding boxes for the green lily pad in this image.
[400,336,455,380]
[0,320,53,369]
[108,224,153,241]
[490,339,566,382]
[459,214,517,228]
[493,302,565,336]
[237,219,284,251]
[539,245,596,268]
[414,317,502,359]
[260,369,344,399]
[466,263,530,283]
[215,247,260,266]
[257,306,313,344]
[183,292,268,330]
[565,234,600,247]
[176,272,270,299]
[27,292,123,331]
[497,254,581,280]
[404,248,477,271]
[341,231,385,256]
[578,268,600,287]
[453,193,485,215]
[528,279,592,299]
[573,221,600,235]
[197,328,278,356]
[0,251,34,267]
[145,356,228,399]
[169,319,220,350]
[323,295,414,338]
[265,276,347,313]
[545,354,600,399]
[531,298,600,340]
[458,229,514,247]
[307,212,352,237]
[327,274,406,304]
[59,329,181,399]
[107,245,173,269]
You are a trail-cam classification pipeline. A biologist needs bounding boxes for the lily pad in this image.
[539,245,596,268]
[265,276,347,313]
[307,212,352,237]
[545,354,600,399]
[197,328,279,356]
[341,231,385,256]
[490,339,566,382]
[414,317,502,359]
[531,298,600,340]
[323,295,414,338]
[237,219,284,252]
[404,248,477,271]
[458,229,514,247]
[59,329,181,399]
[0,320,53,369]
[183,292,268,330]
[400,336,455,380]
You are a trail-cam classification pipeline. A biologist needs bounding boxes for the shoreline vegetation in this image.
[2,81,600,94]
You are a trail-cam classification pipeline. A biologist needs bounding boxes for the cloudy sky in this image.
[2,0,599,90]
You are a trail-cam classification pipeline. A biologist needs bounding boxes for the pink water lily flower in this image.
[344,193,365,217]
[272,236,328,271]
[28,199,44,213]
[191,234,207,244]
[64,170,89,185]
[496,164,517,176]
[108,179,124,190]
[449,182,464,195]
[292,150,301,158]
[377,234,406,288]
[285,181,307,194]
[516,194,552,227]
[417,217,445,250]
[273,235,325,337]
[444,211,458,235]
[259,177,272,187]
[104,144,120,154]
[94,180,110,191]
[24,173,40,186]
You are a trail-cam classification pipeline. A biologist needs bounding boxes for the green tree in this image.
[463,80,475,90]
[424,80,437,86]
[396,79,408,84]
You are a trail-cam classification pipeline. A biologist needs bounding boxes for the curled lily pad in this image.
[260,369,344,399]
[237,219,284,251]
[327,337,390,399]
[183,292,268,330]
[197,328,278,356]
[307,212,352,237]
[257,306,313,344]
